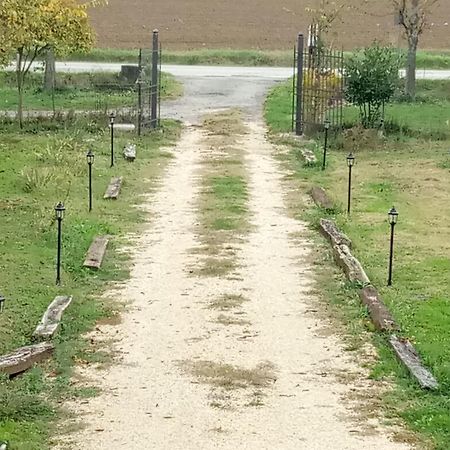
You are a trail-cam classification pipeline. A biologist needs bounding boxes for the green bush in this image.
[345,43,402,128]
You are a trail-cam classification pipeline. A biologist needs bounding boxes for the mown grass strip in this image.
[0,71,182,112]
[63,47,450,70]
[0,118,180,448]
[265,80,450,450]
[192,109,250,276]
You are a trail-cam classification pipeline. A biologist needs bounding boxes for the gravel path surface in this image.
[55,73,413,450]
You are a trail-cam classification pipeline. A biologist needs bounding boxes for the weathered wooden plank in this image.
[309,186,334,210]
[319,219,352,249]
[0,342,54,376]
[84,236,110,270]
[332,244,370,285]
[389,335,438,390]
[299,148,317,165]
[104,176,123,200]
[33,296,73,340]
[123,143,136,162]
[359,286,399,332]
[111,123,135,132]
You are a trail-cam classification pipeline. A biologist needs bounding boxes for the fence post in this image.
[295,33,304,136]
[137,49,143,137]
[150,29,159,129]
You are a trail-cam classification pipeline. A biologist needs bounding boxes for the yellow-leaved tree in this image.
[0,0,104,127]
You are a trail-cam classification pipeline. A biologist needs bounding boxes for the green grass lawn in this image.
[0,71,182,113]
[62,47,450,69]
[0,118,180,449]
[265,80,450,449]
[266,78,450,139]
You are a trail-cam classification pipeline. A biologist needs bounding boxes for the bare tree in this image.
[394,0,438,99]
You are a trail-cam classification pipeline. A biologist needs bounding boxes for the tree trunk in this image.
[16,50,24,129]
[44,48,56,92]
[405,35,418,100]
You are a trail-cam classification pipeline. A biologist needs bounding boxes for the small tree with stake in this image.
[345,43,402,129]
[0,0,104,128]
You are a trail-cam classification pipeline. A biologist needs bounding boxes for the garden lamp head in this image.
[0,294,5,312]
[324,119,331,130]
[86,149,95,165]
[109,112,116,125]
[388,206,399,225]
[347,153,355,167]
[55,202,65,220]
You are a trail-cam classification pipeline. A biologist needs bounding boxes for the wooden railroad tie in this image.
[84,236,110,270]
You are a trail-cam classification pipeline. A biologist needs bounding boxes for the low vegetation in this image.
[265,79,450,449]
[0,117,180,448]
[0,71,182,114]
[63,47,450,70]
[191,109,250,277]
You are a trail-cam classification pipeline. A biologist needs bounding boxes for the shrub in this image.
[345,43,402,128]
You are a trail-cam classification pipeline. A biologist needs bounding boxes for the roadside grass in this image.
[265,81,450,449]
[0,118,180,449]
[191,109,250,277]
[63,47,450,69]
[0,71,182,112]
[266,78,450,140]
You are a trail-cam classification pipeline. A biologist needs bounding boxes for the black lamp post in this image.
[346,152,355,214]
[0,294,5,313]
[322,119,330,170]
[55,202,65,285]
[86,150,94,212]
[109,112,116,168]
[387,206,399,286]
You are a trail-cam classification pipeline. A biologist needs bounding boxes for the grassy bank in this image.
[266,78,450,140]
[0,71,182,113]
[0,118,180,448]
[63,47,450,69]
[265,81,450,449]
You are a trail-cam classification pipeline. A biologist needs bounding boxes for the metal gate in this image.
[292,32,344,136]
[137,29,162,135]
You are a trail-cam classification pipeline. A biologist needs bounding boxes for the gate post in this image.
[295,33,304,136]
[150,29,159,129]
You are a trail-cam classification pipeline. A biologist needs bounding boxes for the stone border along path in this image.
[53,113,414,449]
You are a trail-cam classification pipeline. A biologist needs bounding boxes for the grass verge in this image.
[0,117,181,449]
[62,47,450,69]
[265,81,450,450]
[0,71,182,113]
[266,78,450,140]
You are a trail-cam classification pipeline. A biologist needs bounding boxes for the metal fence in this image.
[292,32,344,136]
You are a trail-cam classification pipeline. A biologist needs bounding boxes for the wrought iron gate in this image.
[137,29,162,136]
[292,32,344,136]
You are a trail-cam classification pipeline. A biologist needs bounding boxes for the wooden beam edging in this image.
[104,176,123,200]
[389,336,439,390]
[359,286,399,333]
[309,186,334,211]
[0,342,54,376]
[319,219,352,248]
[332,243,370,285]
[33,296,73,340]
[84,236,110,270]
[316,217,439,389]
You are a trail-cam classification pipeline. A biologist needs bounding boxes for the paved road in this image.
[7,60,450,80]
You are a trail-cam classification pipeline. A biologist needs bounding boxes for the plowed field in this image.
[90,0,450,50]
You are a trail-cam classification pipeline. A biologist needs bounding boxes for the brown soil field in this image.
[90,0,450,50]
